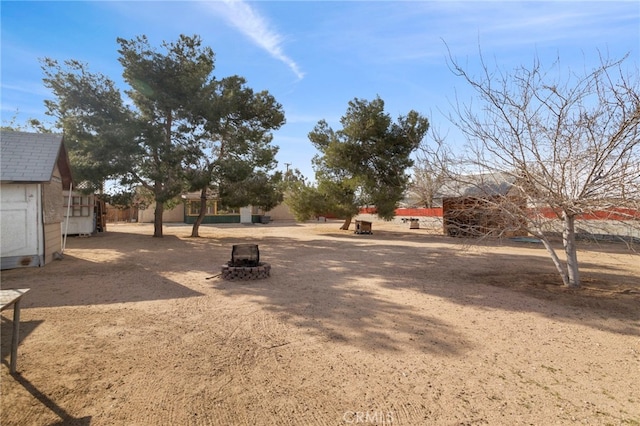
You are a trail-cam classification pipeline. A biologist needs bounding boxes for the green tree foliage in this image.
[42,34,284,238]
[1,114,52,134]
[282,170,331,222]
[116,35,215,237]
[42,58,136,194]
[186,76,285,237]
[304,96,429,229]
[103,189,136,210]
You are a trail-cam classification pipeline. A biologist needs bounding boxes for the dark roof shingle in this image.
[1,130,65,183]
[436,172,516,198]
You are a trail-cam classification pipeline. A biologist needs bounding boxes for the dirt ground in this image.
[1,220,639,426]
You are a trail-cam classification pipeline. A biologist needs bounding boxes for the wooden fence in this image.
[105,207,138,222]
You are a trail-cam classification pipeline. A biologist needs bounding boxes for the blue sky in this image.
[2,1,638,180]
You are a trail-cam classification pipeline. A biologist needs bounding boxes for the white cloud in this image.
[211,0,304,80]
[314,2,638,66]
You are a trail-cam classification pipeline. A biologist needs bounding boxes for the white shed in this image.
[1,131,73,269]
[62,189,97,235]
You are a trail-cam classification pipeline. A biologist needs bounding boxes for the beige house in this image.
[137,202,185,223]
[136,192,295,224]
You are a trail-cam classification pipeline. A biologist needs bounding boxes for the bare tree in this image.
[447,51,640,288]
[409,127,453,208]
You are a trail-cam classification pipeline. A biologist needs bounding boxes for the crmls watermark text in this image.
[342,410,394,424]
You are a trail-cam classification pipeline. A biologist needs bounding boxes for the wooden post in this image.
[10,299,21,374]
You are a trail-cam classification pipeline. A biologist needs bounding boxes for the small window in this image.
[65,195,91,217]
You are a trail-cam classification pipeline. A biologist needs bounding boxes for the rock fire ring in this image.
[221,262,271,281]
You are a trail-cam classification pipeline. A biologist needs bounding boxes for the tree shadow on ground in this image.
[3,223,637,357]
[0,232,205,309]
[211,240,471,355]
[210,230,639,342]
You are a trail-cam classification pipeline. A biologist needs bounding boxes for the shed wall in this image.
[44,222,62,264]
[62,190,96,234]
[42,164,64,224]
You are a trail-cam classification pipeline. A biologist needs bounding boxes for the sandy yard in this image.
[1,220,639,425]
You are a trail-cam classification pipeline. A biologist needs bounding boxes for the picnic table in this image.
[1,288,30,374]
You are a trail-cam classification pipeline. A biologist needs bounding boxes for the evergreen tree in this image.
[303,96,429,229]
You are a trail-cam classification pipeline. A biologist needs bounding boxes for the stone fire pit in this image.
[221,244,271,281]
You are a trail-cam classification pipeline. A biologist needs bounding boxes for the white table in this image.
[1,289,30,374]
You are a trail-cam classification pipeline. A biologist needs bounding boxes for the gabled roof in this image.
[436,172,517,199]
[1,130,73,188]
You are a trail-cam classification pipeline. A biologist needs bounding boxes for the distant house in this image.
[1,130,73,269]
[134,192,295,224]
[437,172,527,238]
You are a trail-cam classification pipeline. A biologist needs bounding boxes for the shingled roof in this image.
[436,172,517,198]
[0,130,73,188]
